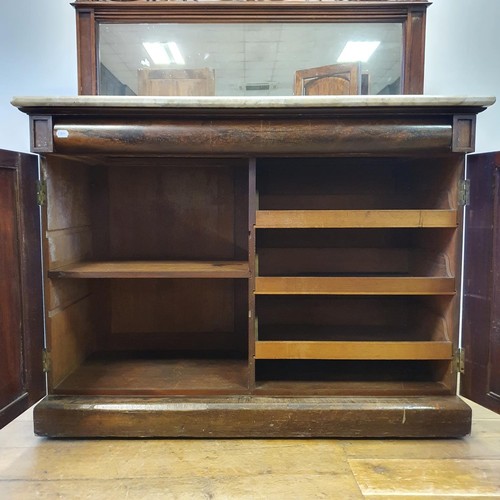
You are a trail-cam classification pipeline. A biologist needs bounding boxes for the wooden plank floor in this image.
[0,398,499,499]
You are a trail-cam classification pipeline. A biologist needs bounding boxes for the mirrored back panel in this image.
[98,22,403,96]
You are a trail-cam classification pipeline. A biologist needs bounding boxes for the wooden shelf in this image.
[54,355,249,395]
[255,340,452,360]
[49,260,250,279]
[255,276,455,295]
[255,210,457,228]
[253,381,451,397]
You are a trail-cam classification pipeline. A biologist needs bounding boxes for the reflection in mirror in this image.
[98,23,403,96]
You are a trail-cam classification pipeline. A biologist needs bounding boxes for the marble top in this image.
[11,95,496,110]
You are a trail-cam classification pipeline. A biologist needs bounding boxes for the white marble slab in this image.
[11,95,496,109]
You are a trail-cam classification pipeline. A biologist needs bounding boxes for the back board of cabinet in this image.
[13,95,495,437]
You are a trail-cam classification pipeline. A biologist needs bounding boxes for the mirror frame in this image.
[72,0,431,96]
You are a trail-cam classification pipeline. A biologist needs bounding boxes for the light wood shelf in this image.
[254,340,453,360]
[255,209,458,228]
[255,276,456,295]
[49,260,250,279]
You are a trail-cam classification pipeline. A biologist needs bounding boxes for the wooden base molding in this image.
[34,395,471,438]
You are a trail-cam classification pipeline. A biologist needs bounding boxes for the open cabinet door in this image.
[0,149,45,429]
[462,152,500,413]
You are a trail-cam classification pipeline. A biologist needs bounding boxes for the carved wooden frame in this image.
[73,0,430,96]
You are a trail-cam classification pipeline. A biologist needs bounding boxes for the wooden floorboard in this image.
[0,398,499,499]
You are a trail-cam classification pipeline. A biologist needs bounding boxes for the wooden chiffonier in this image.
[12,95,494,438]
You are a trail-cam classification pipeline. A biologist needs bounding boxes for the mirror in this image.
[98,22,403,96]
[74,0,429,96]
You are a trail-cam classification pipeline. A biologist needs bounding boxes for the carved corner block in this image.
[30,116,53,153]
[452,115,476,153]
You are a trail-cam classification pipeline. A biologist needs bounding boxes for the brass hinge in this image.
[42,349,51,373]
[455,347,465,374]
[458,179,470,206]
[36,179,47,206]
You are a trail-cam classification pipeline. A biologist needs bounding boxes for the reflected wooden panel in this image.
[138,68,215,96]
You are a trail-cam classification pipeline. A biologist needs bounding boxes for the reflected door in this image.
[294,63,361,96]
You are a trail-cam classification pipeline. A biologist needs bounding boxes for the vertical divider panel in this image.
[248,158,257,390]
[233,163,250,361]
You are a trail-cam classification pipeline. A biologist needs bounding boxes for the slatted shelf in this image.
[255,276,455,295]
[255,209,458,228]
[254,340,453,360]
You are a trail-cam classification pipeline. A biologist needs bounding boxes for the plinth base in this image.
[34,395,471,438]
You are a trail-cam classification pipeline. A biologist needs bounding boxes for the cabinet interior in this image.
[257,158,460,210]
[45,156,249,394]
[43,154,461,396]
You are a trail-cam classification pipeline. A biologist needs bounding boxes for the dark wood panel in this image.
[257,158,458,211]
[257,247,453,278]
[76,8,96,95]
[402,6,426,94]
[462,152,500,413]
[109,279,236,336]
[106,163,241,260]
[0,168,24,412]
[51,120,453,155]
[0,150,44,429]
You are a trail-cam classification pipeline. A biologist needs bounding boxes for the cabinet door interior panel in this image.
[0,150,44,429]
[13,96,493,437]
[0,169,24,410]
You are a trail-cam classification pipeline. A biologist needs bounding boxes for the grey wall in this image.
[0,0,77,152]
[425,0,500,152]
[0,0,498,152]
